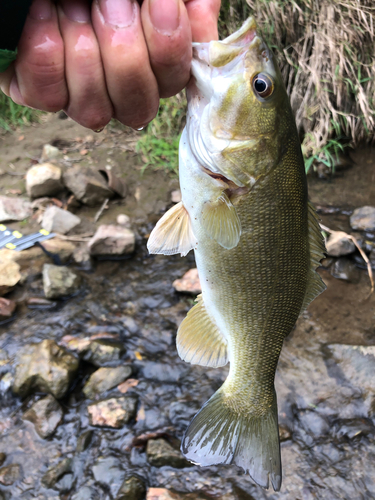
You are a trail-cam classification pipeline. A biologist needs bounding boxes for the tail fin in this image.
[181,387,281,491]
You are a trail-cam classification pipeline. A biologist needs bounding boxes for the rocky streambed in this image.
[0,116,374,499]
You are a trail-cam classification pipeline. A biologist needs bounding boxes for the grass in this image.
[0,91,40,131]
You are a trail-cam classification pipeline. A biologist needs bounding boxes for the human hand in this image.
[0,0,220,131]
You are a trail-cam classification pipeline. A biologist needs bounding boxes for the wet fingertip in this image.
[28,0,53,21]
[9,76,25,106]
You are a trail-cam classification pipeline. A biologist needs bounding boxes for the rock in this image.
[88,395,138,428]
[83,365,132,399]
[23,394,63,438]
[0,238,75,267]
[41,144,60,161]
[146,438,191,468]
[0,373,14,394]
[118,378,139,394]
[173,268,201,295]
[0,454,5,467]
[350,206,375,232]
[326,231,355,257]
[330,258,361,283]
[63,165,114,206]
[171,189,182,203]
[60,335,91,355]
[42,206,81,234]
[73,244,93,270]
[76,430,93,452]
[83,339,125,367]
[0,196,32,222]
[92,456,125,497]
[117,475,146,500]
[26,163,63,198]
[146,489,184,500]
[43,264,81,299]
[0,464,21,486]
[0,298,16,320]
[72,486,100,500]
[41,457,72,488]
[299,411,329,437]
[116,214,131,227]
[55,472,75,492]
[0,261,21,296]
[13,339,79,399]
[88,225,135,256]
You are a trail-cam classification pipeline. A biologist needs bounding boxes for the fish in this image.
[147,16,326,491]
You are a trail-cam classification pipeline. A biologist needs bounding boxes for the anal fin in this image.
[147,202,196,257]
[177,294,228,368]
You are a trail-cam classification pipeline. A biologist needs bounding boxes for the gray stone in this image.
[0,261,20,296]
[76,430,93,452]
[41,457,72,488]
[26,163,63,198]
[63,166,114,206]
[23,394,63,438]
[0,298,16,320]
[88,225,135,256]
[42,206,81,234]
[326,231,355,257]
[146,439,191,468]
[83,339,125,367]
[350,206,375,232]
[13,339,79,399]
[83,365,132,399]
[330,258,360,283]
[43,264,81,299]
[92,457,125,498]
[0,196,32,222]
[88,396,138,428]
[41,144,60,161]
[0,464,21,485]
[117,475,146,500]
[71,486,100,500]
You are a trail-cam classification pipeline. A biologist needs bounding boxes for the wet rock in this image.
[350,206,375,231]
[279,424,292,442]
[0,464,21,486]
[23,394,63,438]
[141,362,186,383]
[299,411,329,438]
[0,373,14,394]
[330,258,361,283]
[326,231,355,257]
[173,268,201,295]
[92,457,125,497]
[169,401,199,428]
[13,339,79,399]
[117,214,131,227]
[88,395,138,428]
[0,238,75,268]
[0,261,21,296]
[42,206,81,234]
[41,457,72,488]
[60,335,91,354]
[146,438,191,468]
[146,489,184,500]
[0,298,16,320]
[41,144,60,161]
[0,196,32,222]
[56,472,75,492]
[76,430,93,452]
[0,454,5,467]
[26,163,63,198]
[118,378,139,394]
[72,486,100,500]
[73,244,93,270]
[26,297,56,309]
[171,189,182,203]
[334,418,375,439]
[83,339,125,367]
[83,365,132,399]
[63,165,114,206]
[88,225,135,256]
[43,263,81,299]
[117,475,146,500]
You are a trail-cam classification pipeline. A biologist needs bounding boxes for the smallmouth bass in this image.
[147,17,326,491]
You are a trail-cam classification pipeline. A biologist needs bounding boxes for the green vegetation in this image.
[0,91,40,131]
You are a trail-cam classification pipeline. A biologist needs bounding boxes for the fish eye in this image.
[252,73,274,99]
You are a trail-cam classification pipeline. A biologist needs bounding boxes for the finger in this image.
[184,0,220,42]
[140,0,191,98]
[0,64,16,98]
[10,0,68,112]
[57,0,113,130]
[92,0,159,129]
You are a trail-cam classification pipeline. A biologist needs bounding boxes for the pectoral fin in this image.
[177,294,228,368]
[200,192,241,249]
[147,202,196,257]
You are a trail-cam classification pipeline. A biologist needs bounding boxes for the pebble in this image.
[117,214,131,227]
[171,190,182,203]
[147,489,185,500]
[83,339,125,367]
[41,144,60,161]
[43,263,81,299]
[42,205,81,234]
[0,196,32,222]
[326,231,355,257]
[41,457,72,488]
[88,395,138,428]
[330,258,361,283]
[146,438,191,468]
[0,261,21,296]
[83,365,132,399]
[117,475,146,500]
[13,339,79,399]
[350,206,375,231]
[0,297,16,320]
[92,456,125,498]
[173,268,201,295]
[23,394,63,438]
[63,165,114,206]
[26,163,63,198]
[0,373,13,394]
[88,225,135,256]
[0,464,21,486]
[76,430,93,453]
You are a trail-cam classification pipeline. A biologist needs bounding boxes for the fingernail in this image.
[98,0,135,28]
[29,0,52,21]
[149,0,180,33]
[61,0,91,23]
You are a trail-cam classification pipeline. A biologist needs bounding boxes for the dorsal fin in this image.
[300,202,327,312]
[147,202,197,257]
[177,294,228,368]
[200,192,241,250]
